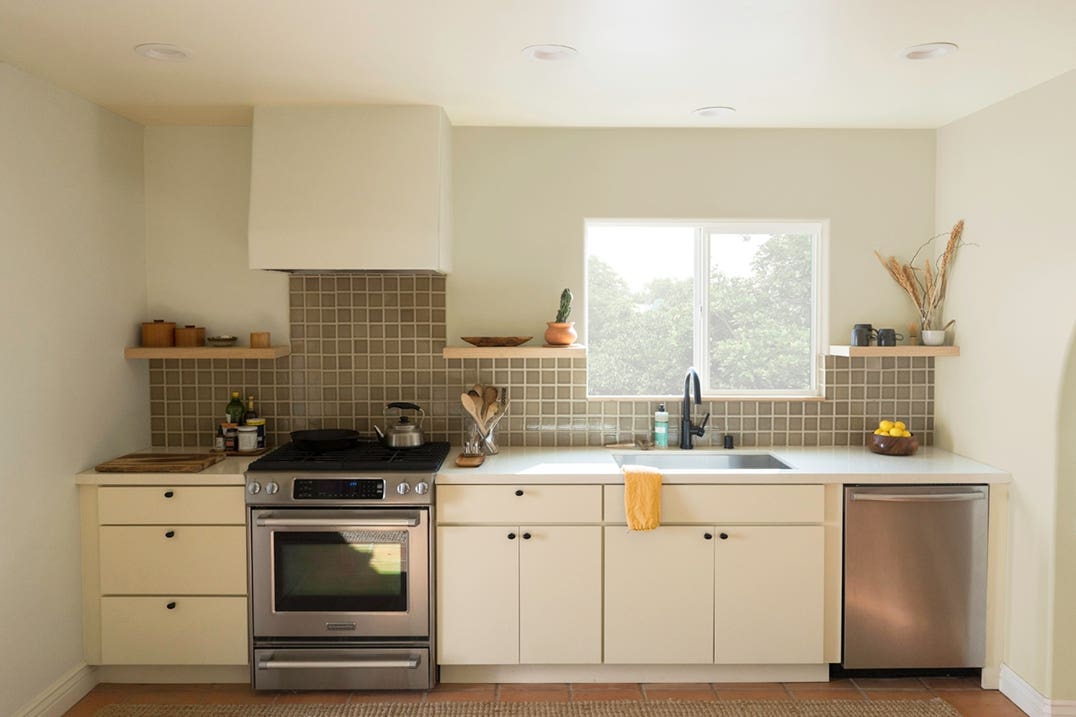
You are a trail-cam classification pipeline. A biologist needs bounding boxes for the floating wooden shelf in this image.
[828,345,959,357]
[442,344,586,360]
[124,345,291,360]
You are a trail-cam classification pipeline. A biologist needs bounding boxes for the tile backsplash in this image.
[150,274,934,448]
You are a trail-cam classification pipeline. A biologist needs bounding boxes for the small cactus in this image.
[555,288,573,323]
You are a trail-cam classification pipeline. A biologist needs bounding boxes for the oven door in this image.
[249,508,429,639]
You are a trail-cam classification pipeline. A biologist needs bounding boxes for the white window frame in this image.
[584,218,829,400]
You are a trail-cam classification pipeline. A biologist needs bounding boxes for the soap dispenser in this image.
[654,403,669,448]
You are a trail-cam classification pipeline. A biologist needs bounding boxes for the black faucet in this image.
[680,367,710,449]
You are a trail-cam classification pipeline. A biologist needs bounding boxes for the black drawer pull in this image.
[507,532,517,540]
[166,602,176,610]
[165,530,175,538]
[522,532,532,540]
[719,532,729,540]
[704,533,713,540]
[514,489,524,497]
[164,490,174,498]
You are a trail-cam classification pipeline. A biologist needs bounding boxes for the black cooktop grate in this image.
[247,440,451,472]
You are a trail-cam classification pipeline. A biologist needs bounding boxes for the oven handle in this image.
[255,516,420,528]
[257,656,421,670]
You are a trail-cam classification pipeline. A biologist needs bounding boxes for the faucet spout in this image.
[680,367,709,449]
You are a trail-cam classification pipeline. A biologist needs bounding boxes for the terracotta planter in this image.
[544,322,577,346]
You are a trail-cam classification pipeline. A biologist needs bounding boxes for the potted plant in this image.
[544,288,578,346]
[875,220,968,345]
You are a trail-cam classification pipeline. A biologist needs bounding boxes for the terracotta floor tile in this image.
[864,690,941,701]
[572,682,641,691]
[921,676,984,690]
[717,687,792,701]
[499,683,569,692]
[786,679,855,691]
[712,682,784,689]
[116,687,213,704]
[940,691,1026,717]
[62,691,127,717]
[276,690,351,704]
[791,689,866,701]
[854,677,928,690]
[426,685,497,702]
[572,684,644,701]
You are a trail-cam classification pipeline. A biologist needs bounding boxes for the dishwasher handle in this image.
[850,490,986,503]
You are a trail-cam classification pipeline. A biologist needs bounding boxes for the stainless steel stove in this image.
[244,440,450,691]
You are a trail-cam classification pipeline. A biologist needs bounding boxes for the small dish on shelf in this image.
[461,336,533,347]
[867,433,919,456]
[206,335,238,347]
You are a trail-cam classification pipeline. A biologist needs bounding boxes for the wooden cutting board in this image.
[94,453,226,473]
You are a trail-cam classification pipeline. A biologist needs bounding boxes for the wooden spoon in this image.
[483,386,499,414]
[460,393,484,428]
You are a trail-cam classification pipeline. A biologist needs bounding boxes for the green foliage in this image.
[555,288,573,322]
[587,234,813,396]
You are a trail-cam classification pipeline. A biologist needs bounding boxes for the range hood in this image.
[247,105,451,273]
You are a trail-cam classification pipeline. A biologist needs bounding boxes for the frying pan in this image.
[290,428,361,452]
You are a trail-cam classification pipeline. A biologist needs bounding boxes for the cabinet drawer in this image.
[98,486,244,525]
[604,484,824,523]
[100,596,247,665]
[438,485,601,523]
[100,526,246,595]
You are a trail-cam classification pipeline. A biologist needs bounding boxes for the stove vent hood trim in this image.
[248,105,452,273]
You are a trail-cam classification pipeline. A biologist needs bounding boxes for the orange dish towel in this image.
[622,464,662,531]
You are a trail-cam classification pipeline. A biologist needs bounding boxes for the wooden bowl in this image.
[867,433,920,456]
[461,336,532,347]
[206,335,238,347]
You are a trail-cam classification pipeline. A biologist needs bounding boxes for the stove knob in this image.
[414,481,430,495]
[396,482,411,495]
[246,482,262,496]
[265,482,280,495]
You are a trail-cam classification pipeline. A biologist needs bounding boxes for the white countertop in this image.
[435,446,1010,484]
[75,448,254,485]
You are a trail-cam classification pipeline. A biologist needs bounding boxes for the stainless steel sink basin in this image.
[613,452,791,470]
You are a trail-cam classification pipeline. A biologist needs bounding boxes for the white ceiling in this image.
[1,0,1073,127]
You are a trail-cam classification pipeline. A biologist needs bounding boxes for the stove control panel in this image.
[293,478,386,500]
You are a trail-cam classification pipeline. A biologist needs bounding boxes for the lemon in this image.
[888,427,904,437]
[879,420,894,431]
[873,429,886,435]
[901,430,912,437]
[894,421,907,430]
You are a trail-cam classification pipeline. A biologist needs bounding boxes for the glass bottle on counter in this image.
[245,395,258,420]
[225,391,245,424]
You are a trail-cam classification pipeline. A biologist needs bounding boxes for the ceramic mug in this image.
[851,323,876,346]
[877,328,904,346]
[921,330,946,346]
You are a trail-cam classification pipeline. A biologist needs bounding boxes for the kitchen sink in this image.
[613,452,791,471]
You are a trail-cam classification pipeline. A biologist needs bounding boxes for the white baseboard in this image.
[1000,664,1076,717]
[14,663,98,717]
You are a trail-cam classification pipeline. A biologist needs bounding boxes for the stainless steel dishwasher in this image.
[843,485,988,669]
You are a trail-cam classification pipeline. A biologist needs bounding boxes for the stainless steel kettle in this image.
[381,402,425,448]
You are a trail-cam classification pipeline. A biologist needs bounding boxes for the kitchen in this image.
[1,3,1075,717]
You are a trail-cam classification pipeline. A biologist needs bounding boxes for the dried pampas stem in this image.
[874,220,967,331]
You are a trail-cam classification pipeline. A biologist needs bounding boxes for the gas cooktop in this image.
[247,440,451,473]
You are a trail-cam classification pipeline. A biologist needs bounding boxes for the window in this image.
[585,220,824,398]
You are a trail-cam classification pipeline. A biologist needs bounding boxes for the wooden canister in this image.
[141,320,176,347]
[250,331,271,349]
[175,325,206,347]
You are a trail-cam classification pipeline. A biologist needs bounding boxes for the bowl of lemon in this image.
[868,419,919,456]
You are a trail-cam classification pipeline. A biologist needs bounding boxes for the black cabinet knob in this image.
[522,532,532,540]
[704,533,713,540]
[719,532,729,540]
[166,602,176,610]
[514,489,524,497]
[164,490,174,498]
[507,532,517,540]
[165,530,175,538]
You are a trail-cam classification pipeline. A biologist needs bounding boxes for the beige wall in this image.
[450,128,936,345]
[0,63,148,715]
[145,126,289,343]
[1057,332,1076,699]
[934,70,1076,700]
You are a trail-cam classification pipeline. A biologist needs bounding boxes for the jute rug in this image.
[95,699,961,717]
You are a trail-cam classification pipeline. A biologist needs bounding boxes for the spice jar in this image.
[237,426,259,452]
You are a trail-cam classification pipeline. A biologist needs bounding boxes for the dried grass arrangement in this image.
[875,219,967,331]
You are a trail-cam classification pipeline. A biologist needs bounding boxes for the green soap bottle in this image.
[225,391,245,424]
[654,403,669,448]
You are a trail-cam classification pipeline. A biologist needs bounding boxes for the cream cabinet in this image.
[248,105,451,272]
[604,484,826,666]
[81,484,248,666]
[436,485,603,665]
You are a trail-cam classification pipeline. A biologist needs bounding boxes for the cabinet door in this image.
[714,525,825,664]
[99,526,246,595]
[101,596,247,665]
[519,526,602,664]
[604,526,715,663]
[437,526,519,664]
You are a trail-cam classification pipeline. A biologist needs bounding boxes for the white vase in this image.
[921,329,946,346]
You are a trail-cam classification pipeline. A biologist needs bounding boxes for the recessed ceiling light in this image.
[522,44,578,61]
[134,43,192,62]
[897,42,959,61]
[693,106,737,118]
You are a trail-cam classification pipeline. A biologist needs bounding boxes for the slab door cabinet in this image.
[436,484,603,665]
[80,484,248,665]
[604,484,828,664]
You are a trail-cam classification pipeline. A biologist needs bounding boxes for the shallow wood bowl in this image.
[461,336,533,347]
[867,433,920,456]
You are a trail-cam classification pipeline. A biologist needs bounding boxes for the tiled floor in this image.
[63,678,1026,717]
